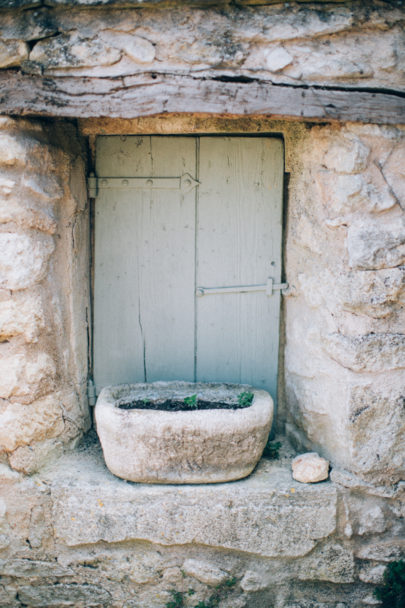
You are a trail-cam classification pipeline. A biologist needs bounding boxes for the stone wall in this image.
[0,117,91,475]
[0,2,404,122]
[283,121,405,486]
[1,2,403,89]
[0,114,402,607]
[0,438,403,608]
[0,1,404,606]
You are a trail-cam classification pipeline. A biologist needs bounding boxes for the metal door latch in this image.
[87,378,97,406]
[196,277,288,297]
[87,173,199,197]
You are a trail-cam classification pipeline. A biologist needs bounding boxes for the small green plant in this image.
[223,576,237,587]
[237,391,254,408]
[184,394,198,408]
[374,560,405,608]
[263,440,282,459]
[195,578,237,607]
[165,578,237,608]
[165,589,185,608]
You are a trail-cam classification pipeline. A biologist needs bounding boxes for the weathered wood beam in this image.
[0,0,349,9]
[0,71,404,125]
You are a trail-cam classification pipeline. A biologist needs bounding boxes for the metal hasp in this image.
[88,173,199,198]
[87,378,97,406]
[196,277,288,297]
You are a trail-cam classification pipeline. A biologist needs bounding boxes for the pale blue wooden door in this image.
[196,137,283,399]
[93,136,283,398]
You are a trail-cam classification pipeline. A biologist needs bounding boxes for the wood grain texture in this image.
[196,137,283,396]
[0,0,347,8]
[94,136,196,390]
[94,135,283,396]
[0,71,404,124]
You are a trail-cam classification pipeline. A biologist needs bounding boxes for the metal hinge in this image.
[87,378,96,407]
[87,173,199,197]
[196,278,288,297]
[88,173,97,197]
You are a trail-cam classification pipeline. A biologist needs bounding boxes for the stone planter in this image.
[95,381,273,484]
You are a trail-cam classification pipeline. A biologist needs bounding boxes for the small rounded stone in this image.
[291,452,329,483]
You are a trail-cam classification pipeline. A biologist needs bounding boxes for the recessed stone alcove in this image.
[0,1,404,606]
[0,110,403,608]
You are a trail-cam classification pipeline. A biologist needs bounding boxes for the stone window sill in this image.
[40,433,338,559]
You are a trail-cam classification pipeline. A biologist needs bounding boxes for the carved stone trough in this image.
[95,381,273,484]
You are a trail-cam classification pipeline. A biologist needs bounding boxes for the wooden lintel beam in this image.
[0,71,404,125]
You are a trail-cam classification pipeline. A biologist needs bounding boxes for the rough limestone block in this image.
[182,559,228,586]
[50,449,337,558]
[361,593,384,606]
[17,584,111,608]
[361,163,399,213]
[355,542,404,562]
[0,133,56,174]
[297,542,355,583]
[0,476,50,553]
[298,267,405,319]
[383,142,405,208]
[0,293,45,343]
[347,383,404,484]
[0,132,31,167]
[0,393,64,452]
[357,506,386,536]
[0,7,58,42]
[263,47,293,72]
[8,438,64,475]
[292,453,330,483]
[0,354,22,400]
[0,352,56,401]
[347,216,405,270]
[340,268,405,319]
[162,566,183,586]
[317,165,397,219]
[240,570,268,592]
[0,195,57,234]
[0,116,43,134]
[323,333,405,373]
[0,587,18,608]
[0,39,28,68]
[316,172,364,216]
[0,559,72,578]
[22,174,63,202]
[0,497,11,550]
[128,566,156,585]
[30,32,122,69]
[330,468,399,498]
[0,232,54,290]
[0,177,16,195]
[359,564,386,584]
[322,136,370,174]
[99,31,156,64]
[344,494,387,537]
[0,294,45,343]
[292,48,374,83]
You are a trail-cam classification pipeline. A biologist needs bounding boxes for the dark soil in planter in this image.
[117,398,251,411]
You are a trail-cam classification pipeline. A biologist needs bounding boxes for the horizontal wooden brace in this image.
[0,71,404,125]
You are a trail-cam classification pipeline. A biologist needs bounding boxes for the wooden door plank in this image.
[196,137,283,398]
[94,186,145,389]
[94,136,196,390]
